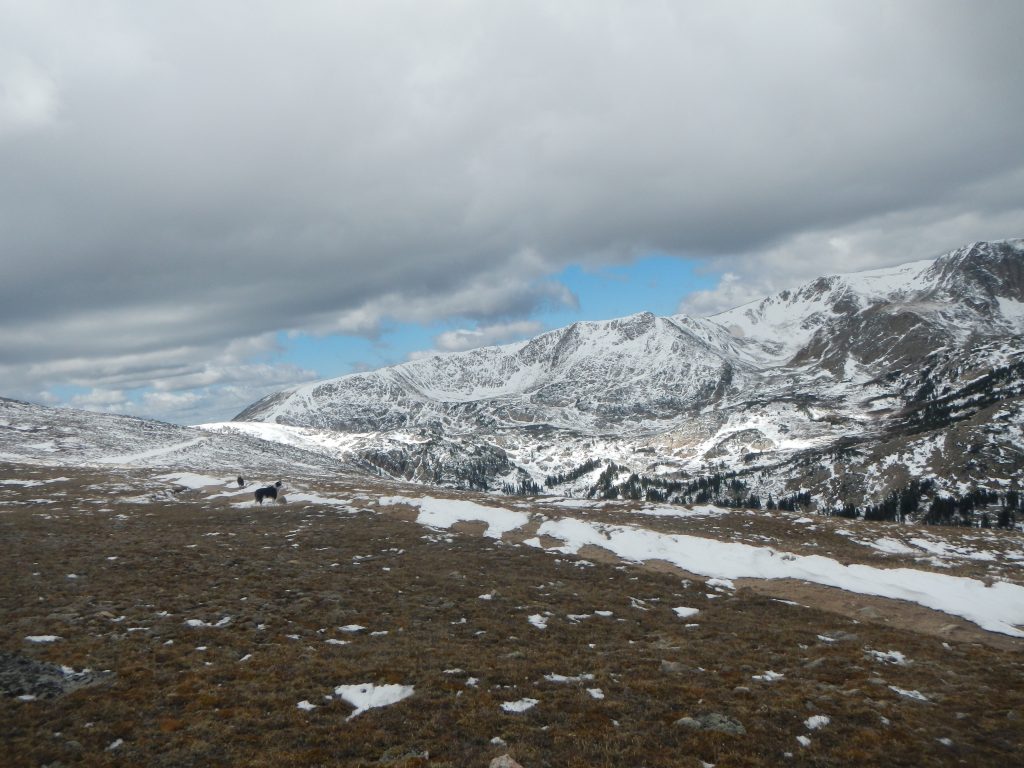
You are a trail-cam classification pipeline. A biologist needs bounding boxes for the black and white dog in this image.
[254,480,283,505]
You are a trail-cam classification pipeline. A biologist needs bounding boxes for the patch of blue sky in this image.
[276,255,719,380]
[277,322,446,379]
[539,255,718,327]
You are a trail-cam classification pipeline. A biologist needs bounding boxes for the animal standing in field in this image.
[254,480,283,505]
[237,475,245,488]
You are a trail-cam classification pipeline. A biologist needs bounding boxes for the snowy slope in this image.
[0,397,345,476]
[710,239,1024,372]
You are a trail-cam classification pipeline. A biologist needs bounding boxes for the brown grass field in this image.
[2,462,1022,766]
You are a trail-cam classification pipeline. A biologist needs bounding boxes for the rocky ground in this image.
[2,462,1022,767]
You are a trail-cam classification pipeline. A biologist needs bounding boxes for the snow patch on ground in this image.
[376,492,1024,639]
[380,495,529,539]
[531,517,1024,637]
[869,649,909,665]
[156,472,228,490]
[501,697,539,713]
[889,686,929,702]
[333,683,414,720]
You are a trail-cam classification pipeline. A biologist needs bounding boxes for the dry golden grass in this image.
[1,462,1022,766]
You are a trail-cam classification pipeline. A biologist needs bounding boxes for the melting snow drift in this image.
[375,494,1024,638]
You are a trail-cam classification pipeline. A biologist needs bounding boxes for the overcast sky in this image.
[2,0,1023,424]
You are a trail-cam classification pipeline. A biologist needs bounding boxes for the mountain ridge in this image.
[225,239,1024,515]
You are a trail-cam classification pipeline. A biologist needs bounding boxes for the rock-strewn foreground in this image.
[2,463,1022,767]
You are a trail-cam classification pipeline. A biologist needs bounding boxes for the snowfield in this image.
[379,495,530,539]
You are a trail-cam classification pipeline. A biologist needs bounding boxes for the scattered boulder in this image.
[490,756,524,768]
[377,747,428,766]
[821,631,859,643]
[675,712,746,736]
[0,652,112,699]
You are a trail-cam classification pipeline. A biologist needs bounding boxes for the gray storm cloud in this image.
[2,0,1023,419]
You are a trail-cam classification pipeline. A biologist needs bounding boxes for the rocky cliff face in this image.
[232,240,1024,512]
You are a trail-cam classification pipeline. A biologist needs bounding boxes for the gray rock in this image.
[675,712,746,735]
[377,747,429,765]
[821,631,859,643]
[490,756,524,768]
[0,652,112,699]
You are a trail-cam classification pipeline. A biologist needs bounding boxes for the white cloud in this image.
[68,388,128,411]
[308,252,578,339]
[0,56,59,135]
[10,335,317,424]
[678,273,773,318]
[435,321,545,353]
[680,195,1024,317]
[408,319,546,360]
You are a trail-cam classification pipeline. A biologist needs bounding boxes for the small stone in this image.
[857,606,883,620]
[490,755,524,768]
[827,631,859,643]
[660,660,685,674]
[377,747,429,766]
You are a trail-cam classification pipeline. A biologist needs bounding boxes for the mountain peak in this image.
[925,238,1024,305]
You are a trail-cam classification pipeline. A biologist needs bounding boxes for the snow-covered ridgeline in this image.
[708,258,939,351]
[710,240,1024,350]
[0,397,344,475]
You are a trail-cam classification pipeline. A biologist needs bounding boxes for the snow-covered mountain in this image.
[715,240,1024,373]
[224,240,1024,514]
